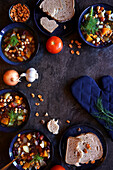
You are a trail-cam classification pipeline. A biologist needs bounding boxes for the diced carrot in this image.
[1,118,9,125]
[21,51,24,56]
[101,28,111,35]
[22,115,26,122]
[17,57,24,62]
[43,150,48,157]
[86,34,93,42]
[93,35,97,39]
[26,133,32,140]
[15,96,20,100]
[106,11,111,15]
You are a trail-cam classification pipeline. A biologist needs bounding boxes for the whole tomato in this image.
[51,165,65,170]
[46,36,63,54]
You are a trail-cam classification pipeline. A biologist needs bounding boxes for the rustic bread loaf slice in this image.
[65,137,83,166]
[40,17,59,33]
[53,0,75,22]
[76,133,103,164]
[39,0,62,17]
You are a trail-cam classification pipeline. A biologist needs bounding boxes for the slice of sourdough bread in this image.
[65,137,83,166]
[53,0,75,22]
[40,17,59,33]
[39,0,62,17]
[76,133,103,164]
[65,133,103,166]
[39,0,75,22]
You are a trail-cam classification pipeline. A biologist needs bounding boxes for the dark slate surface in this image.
[0,0,113,169]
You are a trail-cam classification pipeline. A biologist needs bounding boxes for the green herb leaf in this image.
[30,154,43,163]
[81,6,99,34]
[10,35,19,46]
[8,110,17,125]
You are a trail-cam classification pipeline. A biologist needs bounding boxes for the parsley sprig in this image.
[81,6,99,34]
[30,154,43,163]
[6,35,19,49]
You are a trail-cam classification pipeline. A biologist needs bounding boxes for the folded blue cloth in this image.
[71,75,113,140]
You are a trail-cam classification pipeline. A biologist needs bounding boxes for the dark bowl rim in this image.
[9,3,30,23]
[78,3,113,48]
[0,22,40,65]
[0,88,31,132]
[59,123,108,169]
[9,129,54,170]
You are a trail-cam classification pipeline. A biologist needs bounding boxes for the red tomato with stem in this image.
[46,36,63,54]
[51,165,65,170]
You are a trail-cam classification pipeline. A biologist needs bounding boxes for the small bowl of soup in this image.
[0,89,30,132]
[0,23,39,65]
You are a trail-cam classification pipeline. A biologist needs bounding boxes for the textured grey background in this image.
[0,0,113,169]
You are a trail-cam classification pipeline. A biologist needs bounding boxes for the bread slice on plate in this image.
[40,17,59,33]
[65,132,103,166]
[65,137,83,166]
[39,0,75,22]
[76,132,103,164]
[53,0,75,22]
[39,0,62,17]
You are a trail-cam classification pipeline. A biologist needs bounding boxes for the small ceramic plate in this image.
[9,129,53,170]
[34,0,76,37]
[78,3,113,47]
[0,89,30,132]
[59,124,107,169]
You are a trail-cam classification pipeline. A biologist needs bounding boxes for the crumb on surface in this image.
[64,25,66,29]
[40,120,45,124]
[77,127,81,132]
[44,112,48,116]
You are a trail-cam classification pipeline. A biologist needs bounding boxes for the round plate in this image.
[59,124,107,169]
[0,89,30,132]
[34,0,76,37]
[78,3,113,47]
[9,129,53,170]
[0,23,39,65]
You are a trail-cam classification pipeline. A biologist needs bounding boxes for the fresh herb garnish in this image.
[10,35,19,46]
[30,154,43,163]
[8,110,18,125]
[81,6,98,34]
[8,110,23,125]
[6,35,19,49]
[93,97,113,131]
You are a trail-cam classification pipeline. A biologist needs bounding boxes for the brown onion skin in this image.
[3,70,19,86]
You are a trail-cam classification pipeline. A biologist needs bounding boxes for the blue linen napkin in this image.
[71,75,113,140]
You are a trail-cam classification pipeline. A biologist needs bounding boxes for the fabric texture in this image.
[71,75,113,140]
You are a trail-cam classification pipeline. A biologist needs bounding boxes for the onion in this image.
[3,70,19,86]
